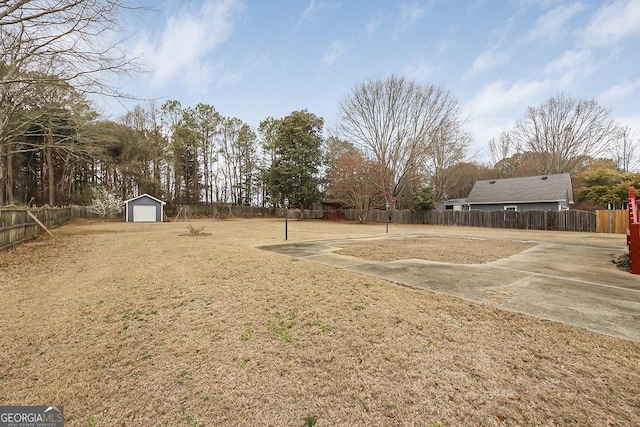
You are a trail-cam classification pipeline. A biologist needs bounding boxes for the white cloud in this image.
[402,58,440,81]
[581,0,640,47]
[524,2,587,43]
[464,79,554,119]
[296,0,340,28]
[466,117,518,160]
[543,49,591,75]
[366,15,384,35]
[135,0,245,88]
[464,48,510,78]
[465,0,487,16]
[219,54,269,86]
[435,25,458,55]
[542,49,594,87]
[519,0,566,7]
[463,79,555,158]
[400,2,429,26]
[323,40,346,66]
[436,36,454,55]
[598,79,640,104]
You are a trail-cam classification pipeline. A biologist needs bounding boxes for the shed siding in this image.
[125,195,163,222]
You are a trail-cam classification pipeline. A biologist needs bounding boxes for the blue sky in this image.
[104,0,640,161]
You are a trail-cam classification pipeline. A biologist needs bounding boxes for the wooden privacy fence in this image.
[0,204,613,251]
[171,204,322,220]
[346,209,596,232]
[179,204,597,232]
[0,207,73,250]
[595,209,628,234]
[70,205,104,219]
[170,204,279,218]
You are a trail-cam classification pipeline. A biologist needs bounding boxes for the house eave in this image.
[123,193,166,205]
[467,199,569,205]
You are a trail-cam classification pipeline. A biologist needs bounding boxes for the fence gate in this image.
[596,209,629,234]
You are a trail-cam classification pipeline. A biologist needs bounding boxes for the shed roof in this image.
[466,173,574,204]
[123,193,166,205]
[438,198,467,205]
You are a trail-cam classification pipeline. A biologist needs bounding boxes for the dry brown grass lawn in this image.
[335,236,536,263]
[0,218,638,426]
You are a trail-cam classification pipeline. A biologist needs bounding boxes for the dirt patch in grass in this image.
[335,236,536,263]
[0,219,637,426]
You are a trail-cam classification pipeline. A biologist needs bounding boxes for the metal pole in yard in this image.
[385,202,389,233]
[284,198,289,241]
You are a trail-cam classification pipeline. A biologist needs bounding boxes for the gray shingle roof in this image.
[466,173,574,204]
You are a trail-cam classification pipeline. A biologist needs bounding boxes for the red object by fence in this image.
[628,186,640,274]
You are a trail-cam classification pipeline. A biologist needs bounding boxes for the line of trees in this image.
[2,4,638,212]
[331,77,638,216]
[1,0,137,206]
[1,78,637,213]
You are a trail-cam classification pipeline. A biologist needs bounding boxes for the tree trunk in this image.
[0,145,6,205]
[45,125,56,206]
[173,156,180,204]
[153,157,161,196]
[6,150,14,204]
[46,143,55,206]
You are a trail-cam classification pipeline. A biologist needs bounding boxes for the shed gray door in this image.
[133,205,157,222]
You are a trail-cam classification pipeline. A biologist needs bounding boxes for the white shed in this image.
[124,194,166,222]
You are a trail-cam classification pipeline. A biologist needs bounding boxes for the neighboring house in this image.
[124,194,166,222]
[436,198,467,211]
[465,173,574,211]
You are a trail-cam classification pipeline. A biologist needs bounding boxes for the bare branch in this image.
[507,94,619,174]
[337,75,468,205]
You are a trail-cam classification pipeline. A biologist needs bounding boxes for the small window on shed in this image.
[504,205,517,211]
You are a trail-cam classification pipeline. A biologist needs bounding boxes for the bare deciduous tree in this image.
[488,132,514,177]
[0,0,139,205]
[507,94,619,174]
[424,120,471,201]
[610,126,639,173]
[337,75,466,206]
[1,0,136,90]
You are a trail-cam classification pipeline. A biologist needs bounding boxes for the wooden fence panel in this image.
[345,209,596,232]
[595,210,628,234]
[71,205,103,219]
[172,204,283,219]
[0,207,73,250]
[171,203,598,233]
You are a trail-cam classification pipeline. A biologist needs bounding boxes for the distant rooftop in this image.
[466,173,574,204]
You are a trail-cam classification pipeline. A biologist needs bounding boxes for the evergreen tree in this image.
[268,110,324,216]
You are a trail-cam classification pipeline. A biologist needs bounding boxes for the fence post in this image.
[608,210,613,234]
